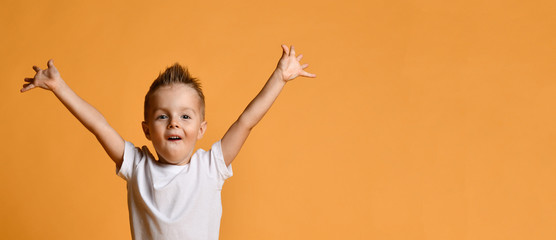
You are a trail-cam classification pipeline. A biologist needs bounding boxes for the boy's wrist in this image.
[271,69,288,84]
[49,78,67,93]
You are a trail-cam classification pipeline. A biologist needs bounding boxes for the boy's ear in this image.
[142,121,151,140]
[197,121,207,140]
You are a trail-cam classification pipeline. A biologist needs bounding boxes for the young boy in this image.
[21,45,315,239]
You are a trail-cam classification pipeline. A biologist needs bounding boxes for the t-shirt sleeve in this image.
[116,141,144,181]
[211,140,233,183]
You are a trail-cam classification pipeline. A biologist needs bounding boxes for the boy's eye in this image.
[181,115,191,119]
[156,115,168,120]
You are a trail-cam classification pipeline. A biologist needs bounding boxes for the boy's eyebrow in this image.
[152,107,198,114]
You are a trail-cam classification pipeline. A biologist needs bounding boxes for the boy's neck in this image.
[156,154,193,166]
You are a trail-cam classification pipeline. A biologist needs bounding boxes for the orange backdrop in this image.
[1,0,556,239]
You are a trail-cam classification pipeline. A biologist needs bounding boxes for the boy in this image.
[21,45,315,239]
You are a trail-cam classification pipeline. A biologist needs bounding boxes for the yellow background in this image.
[1,0,555,239]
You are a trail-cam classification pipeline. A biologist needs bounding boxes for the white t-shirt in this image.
[116,140,233,240]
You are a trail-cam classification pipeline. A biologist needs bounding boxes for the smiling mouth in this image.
[167,136,182,141]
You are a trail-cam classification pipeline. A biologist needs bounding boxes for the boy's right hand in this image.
[21,59,62,93]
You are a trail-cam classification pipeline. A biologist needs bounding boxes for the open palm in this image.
[21,59,61,92]
[277,45,316,81]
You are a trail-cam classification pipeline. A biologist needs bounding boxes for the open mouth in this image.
[167,136,182,141]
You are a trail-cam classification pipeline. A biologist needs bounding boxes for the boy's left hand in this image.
[21,59,63,93]
[276,45,316,81]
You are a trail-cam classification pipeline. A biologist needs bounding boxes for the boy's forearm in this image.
[237,70,286,129]
[52,80,124,163]
[53,81,106,132]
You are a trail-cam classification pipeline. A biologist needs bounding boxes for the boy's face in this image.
[142,83,207,165]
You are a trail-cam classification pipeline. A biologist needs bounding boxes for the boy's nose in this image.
[167,120,180,129]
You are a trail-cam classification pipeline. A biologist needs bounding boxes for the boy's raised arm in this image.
[221,45,316,166]
[21,60,125,168]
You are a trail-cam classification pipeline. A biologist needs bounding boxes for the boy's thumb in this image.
[281,45,289,56]
[47,59,55,68]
